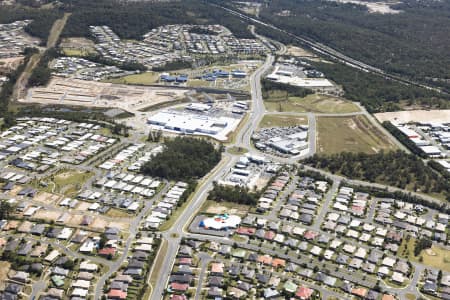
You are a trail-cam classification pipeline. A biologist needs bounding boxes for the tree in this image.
[0,200,14,220]
[98,233,108,249]
[414,238,432,257]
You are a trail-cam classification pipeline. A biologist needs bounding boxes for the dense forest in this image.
[0,5,62,44]
[60,0,253,40]
[253,0,450,91]
[261,78,313,99]
[140,137,222,181]
[312,62,450,112]
[305,151,450,201]
[208,182,260,205]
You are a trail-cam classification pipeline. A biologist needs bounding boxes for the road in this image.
[30,278,47,300]
[94,183,170,300]
[149,53,274,300]
[194,253,212,300]
[212,3,448,95]
[235,54,274,149]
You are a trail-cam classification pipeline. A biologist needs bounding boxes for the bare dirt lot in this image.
[22,77,189,113]
[0,57,24,73]
[0,261,11,288]
[327,0,402,14]
[59,37,97,55]
[202,200,249,217]
[286,45,318,58]
[35,192,61,205]
[34,210,61,222]
[375,109,450,124]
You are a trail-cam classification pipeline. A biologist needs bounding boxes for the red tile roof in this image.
[257,255,273,265]
[272,258,286,268]
[99,248,116,256]
[170,282,189,292]
[236,227,256,235]
[107,289,127,299]
[296,286,313,299]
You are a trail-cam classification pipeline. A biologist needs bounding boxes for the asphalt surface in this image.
[149,52,274,300]
[94,183,170,300]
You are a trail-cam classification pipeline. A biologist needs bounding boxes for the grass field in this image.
[41,169,94,196]
[227,146,248,155]
[398,237,450,272]
[200,200,250,217]
[149,239,168,289]
[106,72,159,85]
[259,114,308,128]
[264,93,361,114]
[405,293,416,300]
[316,115,397,154]
[62,48,92,56]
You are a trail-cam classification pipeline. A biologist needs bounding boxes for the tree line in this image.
[261,78,313,99]
[208,182,260,206]
[305,151,450,201]
[28,48,59,87]
[140,136,222,181]
[60,0,253,40]
[382,122,426,157]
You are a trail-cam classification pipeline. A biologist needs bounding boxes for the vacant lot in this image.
[398,238,450,272]
[200,200,249,217]
[375,109,450,124]
[265,93,360,114]
[317,115,397,154]
[259,114,308,128]
[43,169,94,196]
[60,37,97,55]
[0,261,10,282]
[106,72,159,85]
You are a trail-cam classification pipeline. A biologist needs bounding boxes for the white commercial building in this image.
[148,110,240,141]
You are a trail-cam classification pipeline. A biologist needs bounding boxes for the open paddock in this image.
[317,115,397,154]
[265,93,361,114]
[259,114,308,128]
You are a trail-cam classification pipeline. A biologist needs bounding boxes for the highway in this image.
[212,3,448,95]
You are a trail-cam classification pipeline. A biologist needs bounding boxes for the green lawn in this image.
[227,146,248,155]
[264,93,361,114]
[316,115,397,154]
[259,114,308,128]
